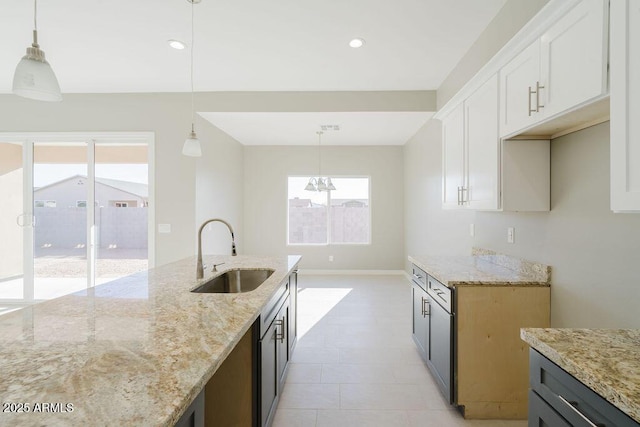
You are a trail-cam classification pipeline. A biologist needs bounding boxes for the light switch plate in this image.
[158,224,171,233]
[507,227,515,244]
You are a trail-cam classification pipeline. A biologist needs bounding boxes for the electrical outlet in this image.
[328,255,334,262]
[507,227,515,244]
[158,224,171,233]
[470,223,475,237]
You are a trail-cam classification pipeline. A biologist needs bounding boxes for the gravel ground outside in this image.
[34,248,147,279]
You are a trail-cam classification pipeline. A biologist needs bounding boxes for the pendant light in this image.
[304,131,337,192]
[12,0,62,102]
[182,0,202,157]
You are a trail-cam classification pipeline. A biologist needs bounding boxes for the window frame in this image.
[286,175,371,246]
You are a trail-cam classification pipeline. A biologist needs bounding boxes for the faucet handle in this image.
[212,262,225,272]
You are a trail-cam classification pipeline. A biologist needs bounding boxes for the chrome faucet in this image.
[197,218,237,279]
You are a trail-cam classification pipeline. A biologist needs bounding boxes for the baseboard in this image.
[297,269,405,276]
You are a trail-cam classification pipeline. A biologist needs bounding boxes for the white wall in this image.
[195,123,245,257]
[403,121,474,269]
[0,93,244,267]
[475,123,640,328]
[244,145,404,270]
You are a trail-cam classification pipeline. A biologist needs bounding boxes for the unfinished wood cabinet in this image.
[455,286,550,419]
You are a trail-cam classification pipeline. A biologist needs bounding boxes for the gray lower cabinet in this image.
[411,281,429,361]
[426,277,453,404]
[260,316,278,427]
[288,270,298,355]
[174,389,205,427]
[259,279,292,427]
[529,349,639,427]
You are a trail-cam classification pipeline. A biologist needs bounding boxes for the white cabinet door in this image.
[442,103,465,209]
[611,0,640,211]
[540,0,609,119]
[465,74,500,210]
[499,41,541,137]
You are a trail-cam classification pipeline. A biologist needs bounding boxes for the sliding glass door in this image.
[0,133,153,307]
[94,142,149,284]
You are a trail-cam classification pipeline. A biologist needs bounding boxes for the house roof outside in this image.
[95,177,148,199]
[34,174,148,199]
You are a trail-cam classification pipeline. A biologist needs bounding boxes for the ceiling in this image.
[1,0,507,144]
[199,112,434,145]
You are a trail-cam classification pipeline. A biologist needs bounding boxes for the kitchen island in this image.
[409,248,550,419]
[521,328,640,426]
[0,254,300,427]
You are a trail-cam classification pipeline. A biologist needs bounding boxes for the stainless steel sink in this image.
[191,268,274,293]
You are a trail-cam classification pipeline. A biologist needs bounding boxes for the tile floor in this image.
[272,274,527,427]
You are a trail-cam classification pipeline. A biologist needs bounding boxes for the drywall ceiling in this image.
[1,0,506,145]
[0,0,507,93]
[199,112,434,145]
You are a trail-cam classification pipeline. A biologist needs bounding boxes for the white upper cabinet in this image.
[499,0,609,138]
[539,0,609,118]
[441,74,549,212]
[499,41,541,138]
[466,74,500,210]
[610,0,640,211]
[442,103,465,209]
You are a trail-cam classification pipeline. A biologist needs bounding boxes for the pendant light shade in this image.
[326,177,336,191]
[13,1,62,102]
[182,0,202,157]
[304,178,317,191]
[183,130,202,157]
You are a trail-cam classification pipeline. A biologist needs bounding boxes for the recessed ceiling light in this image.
[349,38,365,48]
[168,39,186,50]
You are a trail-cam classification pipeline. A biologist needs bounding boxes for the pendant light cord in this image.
[190,0,195,132]
[317,131,322,177]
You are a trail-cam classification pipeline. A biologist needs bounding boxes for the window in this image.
[35,200,56,208]
[288,177,370,245]
[76,200,87,208]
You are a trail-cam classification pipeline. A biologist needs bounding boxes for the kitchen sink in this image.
[191,268,274,293]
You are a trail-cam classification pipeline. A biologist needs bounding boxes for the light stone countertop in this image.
[521,328,640,424]
[0,254,301,427]
[409,249,550,288]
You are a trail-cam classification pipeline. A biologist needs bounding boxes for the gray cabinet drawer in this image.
[529,389,571,427]
[411,265,427,291]
[530,349,639,427]
[427,275,451,313]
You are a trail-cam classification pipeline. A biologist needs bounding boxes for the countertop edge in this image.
[521,328,640,425]
[408,255,550,288]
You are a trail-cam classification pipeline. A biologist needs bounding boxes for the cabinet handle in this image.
[535,81,545,112]
[413,273,423,281]
[557,395,604,427]
[457,186,468,205]
[528,85,536,116]
[275,319,285,343]
[529,82,545,116]
[422,298,430,317]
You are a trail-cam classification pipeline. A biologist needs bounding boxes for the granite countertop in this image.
[521,328,640,424]
[0,254,300,427]
[409,248,550,288]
